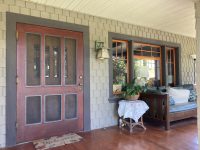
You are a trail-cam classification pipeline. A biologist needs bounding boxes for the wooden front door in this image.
[16,23,84,143]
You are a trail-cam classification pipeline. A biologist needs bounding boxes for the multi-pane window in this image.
[111,39,178,95]
[166,47,176,86]
[133,43,161,57]
[133,43,162,87]
[112,40,128,94]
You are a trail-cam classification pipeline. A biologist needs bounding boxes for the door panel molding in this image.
[6,12,90,146]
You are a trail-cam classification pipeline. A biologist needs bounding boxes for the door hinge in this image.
[16,31,18,41]
[16,76,19,85]
[15,122,18,129]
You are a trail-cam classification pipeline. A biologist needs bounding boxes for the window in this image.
[166,47,176,86]
[112,40,128,94]
[110,37,180,98]
[133,43,161,87]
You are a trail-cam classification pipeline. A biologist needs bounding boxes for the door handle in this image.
[79,83,83,86]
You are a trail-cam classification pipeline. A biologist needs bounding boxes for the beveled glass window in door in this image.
[65,38,77,85]
[45,36,61,85]
[26,33,41,86]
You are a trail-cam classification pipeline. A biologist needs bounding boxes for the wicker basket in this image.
[126,94,140,100]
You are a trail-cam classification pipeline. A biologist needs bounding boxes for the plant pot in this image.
[113,84,122,93]
[126,94,140,100]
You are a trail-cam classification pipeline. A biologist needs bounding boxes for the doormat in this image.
[33,133,83,150]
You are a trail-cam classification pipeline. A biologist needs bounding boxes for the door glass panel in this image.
[26,96,41,124]
[65,94,77,119]
[45,36,61,85]
[45,95,61,122]
[45,46,50,78]
[26,33,41,86]
[65,38,76,85]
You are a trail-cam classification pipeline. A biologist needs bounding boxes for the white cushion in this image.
[168,88,190,104]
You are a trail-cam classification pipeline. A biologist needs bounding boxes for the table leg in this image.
[120,117,146,132]
[119,118,122,128]
[130,118,133,132]
[139,116,146,130]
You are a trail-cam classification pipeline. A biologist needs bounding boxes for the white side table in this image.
[118,100,149,132]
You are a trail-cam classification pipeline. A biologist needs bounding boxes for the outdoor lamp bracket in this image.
[95,41,110,59]
[190,54,196,60]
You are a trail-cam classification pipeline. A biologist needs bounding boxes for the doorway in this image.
[16,23,84,143]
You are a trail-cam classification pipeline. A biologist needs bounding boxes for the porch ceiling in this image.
[27,0,195,37]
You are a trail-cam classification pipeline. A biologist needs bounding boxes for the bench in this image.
[140,85,197,130]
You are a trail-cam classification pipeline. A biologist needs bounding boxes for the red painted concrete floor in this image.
[2,118,198,150]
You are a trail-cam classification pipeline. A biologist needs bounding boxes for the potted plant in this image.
[122,78,147,100]
[113,58,126,93]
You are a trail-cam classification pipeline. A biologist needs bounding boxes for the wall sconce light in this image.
[95,41,110,59]
[191,54,196,60]
[190,54,196,84]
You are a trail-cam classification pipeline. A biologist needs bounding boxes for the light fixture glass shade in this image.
[191,54,196,60]
[97,48,109,59]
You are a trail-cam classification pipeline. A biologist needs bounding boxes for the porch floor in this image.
[3,118,197,150]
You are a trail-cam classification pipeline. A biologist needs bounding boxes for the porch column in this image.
[195,0,200,148]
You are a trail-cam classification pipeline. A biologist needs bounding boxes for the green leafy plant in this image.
[113,58,126,84]
[122,78,147,97]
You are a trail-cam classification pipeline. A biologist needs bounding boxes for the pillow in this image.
[183,84,194,90]
[169,96,175,105]
[168,88,190,104]
[188,89,197,102]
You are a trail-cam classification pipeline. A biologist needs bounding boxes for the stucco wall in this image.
[0,0,197,147]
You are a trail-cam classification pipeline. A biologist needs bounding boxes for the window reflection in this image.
[65,38,76,85]
[53,48,59,78]
[166,47,176,86]
[134,59,161,87]
[112,40,128,94]
[45,36,61,85]
[26,33,41,86]
[45,46,50,78]
[133,42,161,87]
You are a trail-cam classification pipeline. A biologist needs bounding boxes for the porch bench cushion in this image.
[168,88,190,104]
[169,102,197,113]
